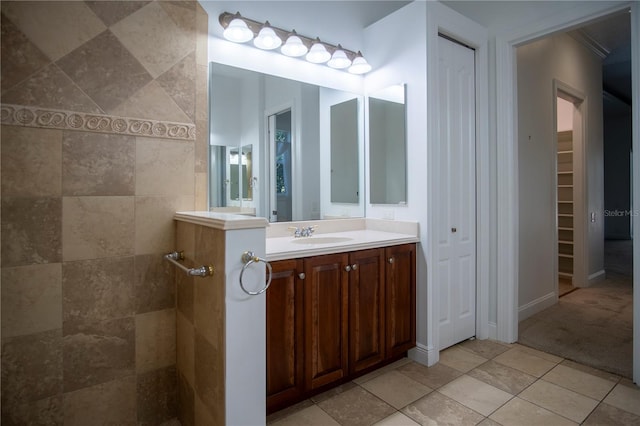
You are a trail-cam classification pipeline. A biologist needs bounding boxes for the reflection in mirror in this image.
[369,84,407,204]
[210,145,228,206]
[331,99,359,204]
[241,144,253,200]
[269,110,292,222]
[227,145,253,201]
[229,148,241,200]
[209,63,365,221]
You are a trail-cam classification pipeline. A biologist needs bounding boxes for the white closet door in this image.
[437,36,477,350]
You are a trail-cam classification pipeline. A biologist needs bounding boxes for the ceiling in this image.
[443,1,632,113]
[570,10,632,115]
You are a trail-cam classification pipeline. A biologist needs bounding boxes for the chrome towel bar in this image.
[239,251,272,295]
[164,251,214,278]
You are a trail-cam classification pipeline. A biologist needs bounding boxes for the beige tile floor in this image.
[267,339,640,426]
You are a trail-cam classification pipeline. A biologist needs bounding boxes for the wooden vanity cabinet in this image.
[348,248,386,374]
[266,259,305,410]
[385,244,417,358]
[303,253,350,390]
[266,243,416,413]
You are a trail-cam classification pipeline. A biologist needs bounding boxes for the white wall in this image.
[364,1,427,222]
[363,1,430,361]
[517,32,604,316]
[203,0,409,56]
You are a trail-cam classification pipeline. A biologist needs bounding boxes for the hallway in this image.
[519,240,633,378]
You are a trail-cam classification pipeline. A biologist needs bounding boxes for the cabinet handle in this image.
[351,264,358,270]
[388,257,394,264]
[344,265,352,272]
[298,273,305,280]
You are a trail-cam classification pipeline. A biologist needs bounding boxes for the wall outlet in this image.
[382,210,395,220]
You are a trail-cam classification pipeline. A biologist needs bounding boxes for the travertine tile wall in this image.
[175,221,226,425]
[0,1,208,424]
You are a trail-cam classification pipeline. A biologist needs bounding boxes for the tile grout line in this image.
[271,341,638,425]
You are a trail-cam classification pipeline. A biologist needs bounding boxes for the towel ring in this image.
[239,251,272,295]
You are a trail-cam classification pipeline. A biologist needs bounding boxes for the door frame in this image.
[495,1,639,384]
[424,2,490,365]
[264,102,296,222]
[553,81,588,292]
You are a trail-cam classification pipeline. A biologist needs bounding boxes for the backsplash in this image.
[0,1,208,424]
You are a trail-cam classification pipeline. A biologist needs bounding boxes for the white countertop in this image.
[266,219,419,261]
[173,214,419,260]
[174,211,268,230]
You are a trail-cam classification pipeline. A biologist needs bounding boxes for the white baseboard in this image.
[518,291,556,321]
[487,321,497,340]
[588,270,606,286]
[409,343,437,366]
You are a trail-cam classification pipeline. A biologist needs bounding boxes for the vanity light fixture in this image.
[281,31,308,57]
[327,45,352,69]
[306,38,331,64]
[348,51,372,75]
[253,22,282,50]
[222,13,254,43]
[219,11,372,74]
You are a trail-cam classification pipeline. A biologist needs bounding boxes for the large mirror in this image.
[209,63,365,221]
[368,84,407,205]
[331,99,360,204]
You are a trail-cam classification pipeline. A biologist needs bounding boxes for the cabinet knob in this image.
[298,273,305,280]
[351,264,358,270]
[344,265,352,272]
[452,227,457,233]
[388,257,394,264]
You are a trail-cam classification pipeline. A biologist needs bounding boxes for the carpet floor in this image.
[518,240,633,378]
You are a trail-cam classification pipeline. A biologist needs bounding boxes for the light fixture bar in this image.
[218,11,371,74]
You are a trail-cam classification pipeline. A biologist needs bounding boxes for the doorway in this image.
[555,87,587,296]
[268,109,293,222]
[514,9,635,379]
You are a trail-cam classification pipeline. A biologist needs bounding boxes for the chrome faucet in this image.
[289,226,302,237]
[301,225,316,237]
[289,225,316,238]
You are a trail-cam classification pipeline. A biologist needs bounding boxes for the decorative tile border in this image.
[1,104,196,141]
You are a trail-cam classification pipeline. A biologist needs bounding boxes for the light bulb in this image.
[306,39,331,64]
[223,18,254,43]
[348,52,372,74]
[328,46,352,69]
[281,32,308,57]
[253,23,282,50]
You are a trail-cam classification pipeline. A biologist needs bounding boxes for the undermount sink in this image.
[291,236,353,245]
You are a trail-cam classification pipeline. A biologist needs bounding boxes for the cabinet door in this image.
[385,244,416,358]
[266,259,304,412]
[349,248,385,374]
[304,253,349,390]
